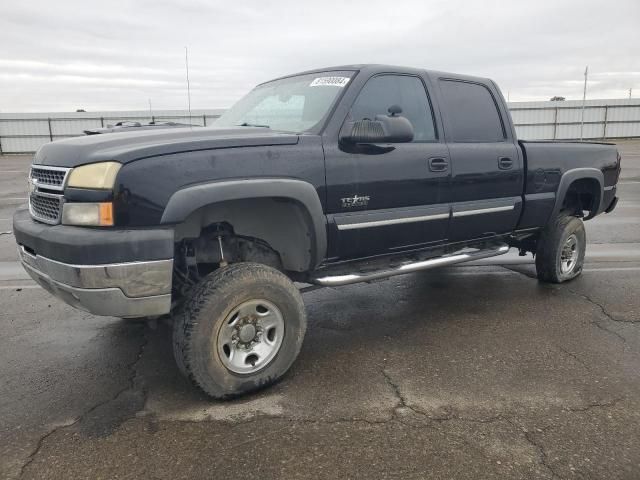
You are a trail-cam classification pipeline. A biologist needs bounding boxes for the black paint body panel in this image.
[520,140,619,195]
[13,207,173,264]
[32,126,299,167]
[112,135,325,227]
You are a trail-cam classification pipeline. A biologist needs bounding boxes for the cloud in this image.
[1,0,638,111]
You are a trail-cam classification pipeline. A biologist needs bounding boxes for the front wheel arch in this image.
[174,198,315,272]
[162,179,327,271]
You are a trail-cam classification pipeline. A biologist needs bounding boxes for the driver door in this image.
[323,74,451,260]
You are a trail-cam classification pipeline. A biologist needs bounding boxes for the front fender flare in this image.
[161,178,327,270]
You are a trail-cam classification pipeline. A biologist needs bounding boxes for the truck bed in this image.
[517,140,620,228]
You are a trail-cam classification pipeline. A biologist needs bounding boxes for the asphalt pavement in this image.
[1,141,639,479]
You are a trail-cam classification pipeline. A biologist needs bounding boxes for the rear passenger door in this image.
[436,79,523,242]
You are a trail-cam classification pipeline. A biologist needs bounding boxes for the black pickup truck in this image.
[14,64,621,398]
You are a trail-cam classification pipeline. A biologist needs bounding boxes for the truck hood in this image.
[33,126,300,167]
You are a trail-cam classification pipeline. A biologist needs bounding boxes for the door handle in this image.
[498,157,513,170]
[428,157,449,172]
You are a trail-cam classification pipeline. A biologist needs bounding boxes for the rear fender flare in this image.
[551,168,604,221]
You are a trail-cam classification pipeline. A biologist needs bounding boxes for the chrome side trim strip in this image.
[338,203,516,230]
[311,245,510,286]
[337,213,449,231]
[452,205,514,218]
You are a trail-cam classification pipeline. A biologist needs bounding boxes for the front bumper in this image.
[13,207,174,318]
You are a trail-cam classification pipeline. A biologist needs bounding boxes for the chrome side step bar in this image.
[310,245,510,287]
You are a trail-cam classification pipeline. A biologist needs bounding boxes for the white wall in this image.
[0,109,224,153]
[1,100,639,154]
[508,98,640,141]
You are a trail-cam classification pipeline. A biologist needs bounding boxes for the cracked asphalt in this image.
[1,141,639,479]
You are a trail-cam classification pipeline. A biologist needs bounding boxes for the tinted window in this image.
[350,75,436,142]
[439,80,505,142]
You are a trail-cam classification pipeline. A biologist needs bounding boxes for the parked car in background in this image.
[84,120,195,135]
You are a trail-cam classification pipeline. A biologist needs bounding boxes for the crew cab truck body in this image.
[13,64,621,398]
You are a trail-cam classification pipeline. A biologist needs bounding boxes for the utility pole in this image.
[185,46,192,124]
[148,98,153,122]
[580,65,588,141]
[630,88,633,99]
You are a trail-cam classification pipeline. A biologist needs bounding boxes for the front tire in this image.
[535,214,586,283]
[173,262,307,399]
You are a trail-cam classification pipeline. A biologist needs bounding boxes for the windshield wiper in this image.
[236,122,270,128]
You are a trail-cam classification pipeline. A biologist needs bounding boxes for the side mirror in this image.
[340,105,414,144]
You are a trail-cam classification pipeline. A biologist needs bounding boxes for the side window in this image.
[438,80,505,142]
[350,75,436,142]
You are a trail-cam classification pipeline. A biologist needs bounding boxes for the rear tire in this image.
[173,262,306,399]
[535,214,586,283]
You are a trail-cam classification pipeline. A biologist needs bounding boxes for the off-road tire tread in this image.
[173,262,306,399]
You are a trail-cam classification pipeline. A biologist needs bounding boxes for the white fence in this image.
[0,109,224,154]
[1,100,639,154]
[509,98,640,141]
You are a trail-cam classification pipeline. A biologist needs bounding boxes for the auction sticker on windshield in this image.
[309,76,350,87]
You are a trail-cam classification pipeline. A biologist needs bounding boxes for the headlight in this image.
[67,162,121,189]
[62,202,114,226]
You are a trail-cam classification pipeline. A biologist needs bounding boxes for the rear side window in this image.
[439,80,505,142]
[350,75,437,142]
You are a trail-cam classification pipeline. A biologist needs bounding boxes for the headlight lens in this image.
[62,202,114,226]
[67,162,121,189]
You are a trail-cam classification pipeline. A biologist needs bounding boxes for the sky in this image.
[1,0,638,112]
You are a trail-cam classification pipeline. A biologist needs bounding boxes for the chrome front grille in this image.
[29,192,63,224]
[28,165,70,224]
[31,167,67,189]
[30,165,70,192]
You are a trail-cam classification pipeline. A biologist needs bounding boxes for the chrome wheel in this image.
[560,234,579,274]
[217,299,285,375]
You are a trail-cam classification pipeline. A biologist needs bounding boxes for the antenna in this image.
[580,65,588,141]
[185,46,192,126]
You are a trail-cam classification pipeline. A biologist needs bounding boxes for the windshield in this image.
[214,71,355,133]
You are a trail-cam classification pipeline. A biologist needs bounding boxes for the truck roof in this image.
[265,64,493,86]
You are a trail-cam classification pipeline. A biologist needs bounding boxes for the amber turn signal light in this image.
[61,202,114,227]
[99,202,114,226]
